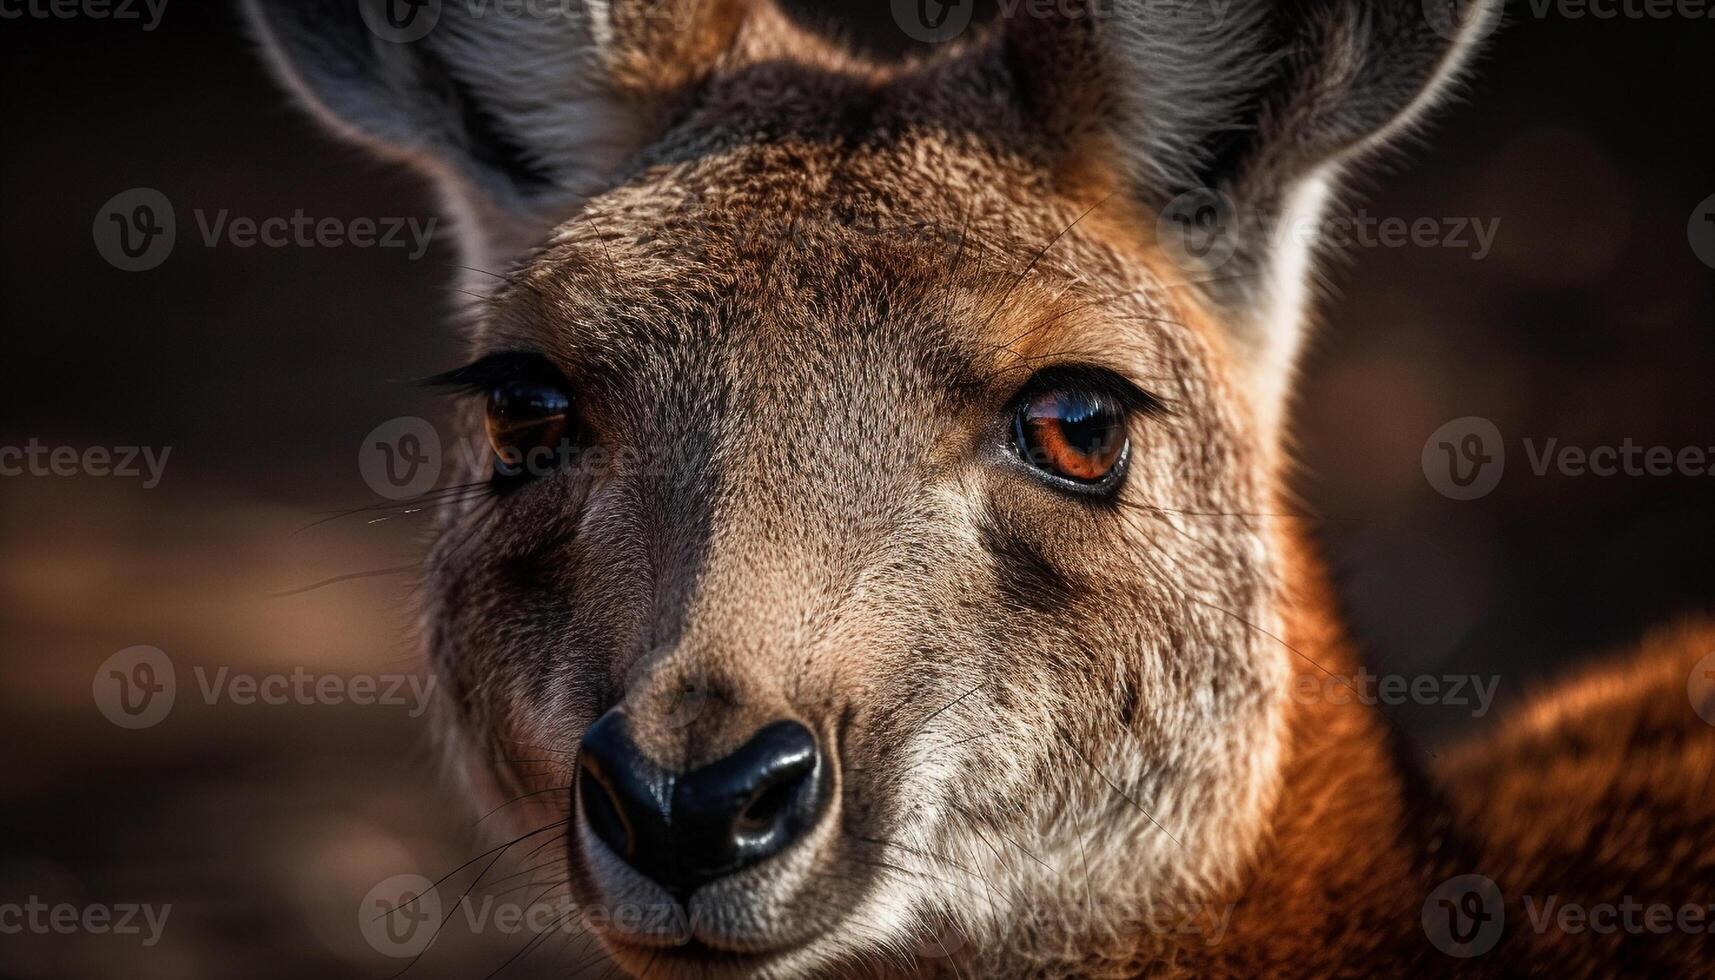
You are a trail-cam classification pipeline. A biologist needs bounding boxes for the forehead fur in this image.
[477,42,1238,421]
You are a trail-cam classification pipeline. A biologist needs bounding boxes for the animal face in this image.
[424,110,1288,973]
[247,1,1495,974]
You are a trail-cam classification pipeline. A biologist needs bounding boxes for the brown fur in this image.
[1067,538,1715,978]
[244,1,1714,976]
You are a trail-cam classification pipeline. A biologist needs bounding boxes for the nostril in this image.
[672,720,827,882]
[576,711,670,867]
[734,764,811,836]
[574,715,830,898]
[578,760,633,859]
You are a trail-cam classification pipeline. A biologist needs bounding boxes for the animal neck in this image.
[1145,529,1474,975]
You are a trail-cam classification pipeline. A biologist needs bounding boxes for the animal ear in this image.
[242,0,748,268]
[1008,0,1499,435]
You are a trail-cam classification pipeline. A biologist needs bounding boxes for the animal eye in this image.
[485,380,572,475]
[1013,389,1128,487]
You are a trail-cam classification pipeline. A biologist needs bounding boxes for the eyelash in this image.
[427,356,1160,498]
[1010,365,1164,417]
[1003,365,1161,497]
[422,351,566,395]
[426,352,582,488]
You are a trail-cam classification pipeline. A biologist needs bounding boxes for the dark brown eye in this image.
[1014,390,1128,486]
[485,380,571,474]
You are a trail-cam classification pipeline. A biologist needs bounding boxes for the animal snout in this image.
[577,712,830,898]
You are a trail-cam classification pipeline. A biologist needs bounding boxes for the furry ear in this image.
[1009,0,1499,435]
[242,0,748,271]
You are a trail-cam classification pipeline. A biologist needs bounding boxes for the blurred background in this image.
[1,2,1710,977]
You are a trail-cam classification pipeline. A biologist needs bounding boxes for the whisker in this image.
[265,563,418,599]
[1056,727,1187,853]
[917,679,988,731]
[980,193,1114,333]
[475,785,571,826]
[380,819,570,979]
[293,480,494,533]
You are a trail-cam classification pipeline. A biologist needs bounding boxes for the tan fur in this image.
[245,1,1712,976]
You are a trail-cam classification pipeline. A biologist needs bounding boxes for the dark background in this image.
[1,2,1711,977]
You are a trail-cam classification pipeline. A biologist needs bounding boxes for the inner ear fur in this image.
[242,0,754,265]
[1007,0,1499,434]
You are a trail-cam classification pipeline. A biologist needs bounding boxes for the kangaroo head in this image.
[249,1,1495,974]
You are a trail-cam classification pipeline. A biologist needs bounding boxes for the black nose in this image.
[577,713,828,897]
